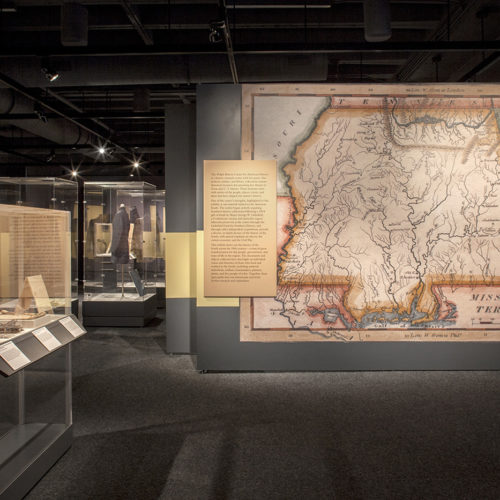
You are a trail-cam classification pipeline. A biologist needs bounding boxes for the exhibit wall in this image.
[165,104,197,353]
[193,83,500,371]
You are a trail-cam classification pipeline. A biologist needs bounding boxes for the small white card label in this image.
[59,316,85,338]
[0,341,30,371]
[33,327,61,352]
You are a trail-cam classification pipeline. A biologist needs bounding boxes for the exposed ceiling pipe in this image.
[15,0,217,4]
[0,71,129,156]
[1,144,163,153]
[120,0,154,45]
[1,41,498,59]
[0,111,164,120]
[46,88,114,134]
[0,88,93,146]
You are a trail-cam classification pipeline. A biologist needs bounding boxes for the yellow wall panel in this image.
[0,233,9,297]
[165,230,240,307]
[196,230,239,308]
[165,232,196,299]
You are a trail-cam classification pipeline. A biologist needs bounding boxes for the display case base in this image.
[0,423,72,500]
[82,293,157,326]
[155,285,165,308]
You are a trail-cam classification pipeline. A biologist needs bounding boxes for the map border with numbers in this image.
[240,83,500,342]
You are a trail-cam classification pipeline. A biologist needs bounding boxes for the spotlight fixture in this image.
[98,146,106,155]
[71,170,77,178]
[209,19,226,43]
[46,149,56,163]
[41,66,60,82]
[133,161,140,169]
[34,105,48,123]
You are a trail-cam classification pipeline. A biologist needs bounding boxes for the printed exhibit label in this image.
[0,341,30,370]
[204,160,277,297]
[33,326,61,351]
[59,316,85,337]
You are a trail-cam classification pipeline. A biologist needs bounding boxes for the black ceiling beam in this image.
[2,161,164,168]
[459,52,500,82]
[0,111,165,120]
[119,0,154,45]
[1,41,500,57]
[0,147,42,163]
[1,141,161,147]
[0,21,440,31]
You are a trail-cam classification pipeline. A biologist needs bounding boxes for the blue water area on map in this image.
[309,297,457,330]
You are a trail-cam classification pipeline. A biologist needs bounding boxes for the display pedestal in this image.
[0,424,72,500]
[156,285,165,308]
[82,293,157,326]
[0,315,86,500]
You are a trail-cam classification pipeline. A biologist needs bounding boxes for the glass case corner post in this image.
[65,343,72,426]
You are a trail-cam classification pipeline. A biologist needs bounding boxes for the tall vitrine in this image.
[82,181,157,326]
[0,177,79,315]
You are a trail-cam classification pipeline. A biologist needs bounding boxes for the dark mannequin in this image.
[110,204,130,265]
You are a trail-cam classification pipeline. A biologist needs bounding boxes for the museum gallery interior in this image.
[0,1,499,499]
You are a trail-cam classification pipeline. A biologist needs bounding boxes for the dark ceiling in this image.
[0,0,499,179]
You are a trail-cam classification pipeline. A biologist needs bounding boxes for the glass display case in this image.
[82,181,157,326]
[148,189,165,302]
[0,202,74,341]
[0,177,79,315]
[0,195,86,499]
[0,316,85,499]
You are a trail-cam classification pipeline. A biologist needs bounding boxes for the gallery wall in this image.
[168,83,500,370]
[165,104,197,353]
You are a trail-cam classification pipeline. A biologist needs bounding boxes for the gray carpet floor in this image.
[25,311,500,500]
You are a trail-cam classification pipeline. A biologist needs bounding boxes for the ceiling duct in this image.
[0,88,93,146]
[61,2,88,47]
[364,0,392,42]
[0,54,328,86]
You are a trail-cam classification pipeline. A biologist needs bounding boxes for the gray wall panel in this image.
[166,298,196,353]
[195,84,500,371]
[196,84,241,229]
[165,104,196,353]
[165,104,196,233]
[196,307,500,371]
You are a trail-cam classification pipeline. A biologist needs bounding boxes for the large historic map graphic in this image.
[240,84,500,342]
